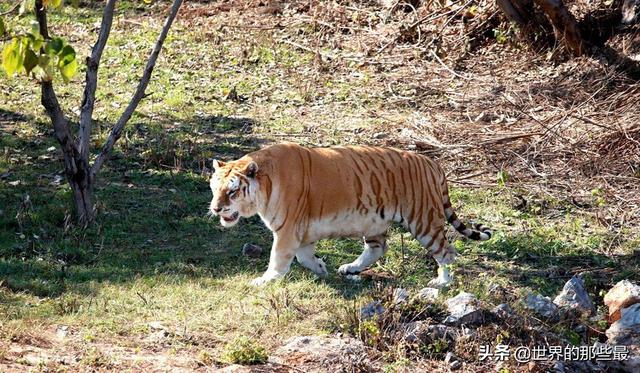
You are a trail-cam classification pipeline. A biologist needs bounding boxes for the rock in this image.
[360,301,384,320]
[443,292,484,326]
[444,351,457,363]
[524,293,558,319]
[600,302,640,373]
[397,321,457,343]
[606,303,640,345]
[491,303,513,318]
[417,287,439,302]
[450,360,462,370]
[553,275,595,315]
[604,280,640,322]
[148,321,167,331]
[270,335,372,371]
[393,288,409,305]
[56,325,69,340]
[213,364,254,373]
[242,243,263,258]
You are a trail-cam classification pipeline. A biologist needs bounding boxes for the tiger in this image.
[208,142,492,287]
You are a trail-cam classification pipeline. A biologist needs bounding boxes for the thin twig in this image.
[91,0,184,178]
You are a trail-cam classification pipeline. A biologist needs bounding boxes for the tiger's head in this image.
[209,158,260,227]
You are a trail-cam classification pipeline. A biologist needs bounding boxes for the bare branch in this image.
[78,0,116,165]
[34,0,77,171]
[91,0,183,178]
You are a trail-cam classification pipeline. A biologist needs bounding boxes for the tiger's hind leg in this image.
[338,234,388,275]
[418,230,457,288]
[295,244,328,278]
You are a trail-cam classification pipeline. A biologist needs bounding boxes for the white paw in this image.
[338,263,361,275]
[250,270,283,286]
[427,277,452,289]
[250,276,269,287]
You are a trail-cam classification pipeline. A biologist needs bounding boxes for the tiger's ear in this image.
[244,161,258,178]
[212,159,226,171]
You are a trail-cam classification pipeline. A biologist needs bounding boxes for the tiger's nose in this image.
[212,206,222,213]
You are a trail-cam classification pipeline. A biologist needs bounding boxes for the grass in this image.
[1,1,639,370]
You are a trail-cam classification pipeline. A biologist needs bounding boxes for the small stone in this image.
[553,275,595,315]
[397,321,457,343]
[56,325,69,339]
[604,280,640,322]
[450,360,462,370]
[270,335,371,371]
[148,321,167,331]
[372,132,387,139]
[417,287,439,302]
[242,243,263,258]
[361,301,384,320]
[524,293,558,319]
[443,292,484,326]
[393,288,409,305]
[444,351,457,364]
[491,303,513,318]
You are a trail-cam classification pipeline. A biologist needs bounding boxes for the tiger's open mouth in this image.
[221,211,239,223]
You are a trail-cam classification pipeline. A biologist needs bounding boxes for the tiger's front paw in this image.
[250,270,283,286]
[337,263,362,275]
[250,276,269,286]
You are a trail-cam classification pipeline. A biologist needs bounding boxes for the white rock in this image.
[524,293,558,319]
[393,288,409,305]
[553,275,595,315]
[270,335,370,370]
[443,292,484,325]
[604,280,640,322]
[417,287,439,302]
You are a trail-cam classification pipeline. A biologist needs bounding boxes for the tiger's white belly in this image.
[306,211,390,242]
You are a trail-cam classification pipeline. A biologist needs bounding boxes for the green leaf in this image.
[49,0,63,8]
[0,17,6,38]
[2,38,24,76]
[23,48,38,74]
[57,45,77,82]
[45,37,64,55]
[497,170,509,186]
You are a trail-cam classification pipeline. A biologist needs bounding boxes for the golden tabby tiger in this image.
[209,142,491,286]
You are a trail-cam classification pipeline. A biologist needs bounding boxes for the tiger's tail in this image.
[442,186,492,241]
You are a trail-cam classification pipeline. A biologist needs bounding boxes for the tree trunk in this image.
[67,157,95,226]
[533,0,584,56]
[496,0,585,56]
